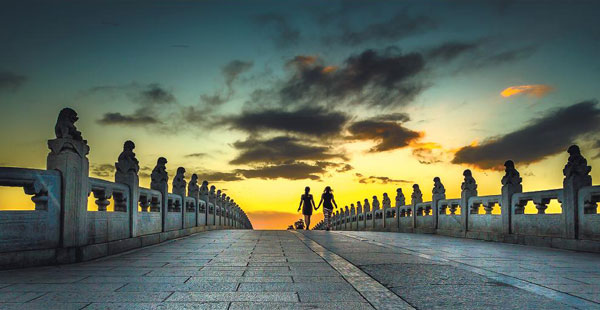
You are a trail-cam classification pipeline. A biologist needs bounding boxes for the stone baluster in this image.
[47,108,90,247]
[92,188,112,211]
[470,202,481,215]
[483,202,495,215]
[139,194,149,212]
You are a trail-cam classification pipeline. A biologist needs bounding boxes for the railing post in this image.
[188,174,199,226]
[172,167,187,229]
[432,177,446,230]
[500,160,522,235]
[562,145,592,239]
[47,108,89,247]
[150,157,169,232]
[115,140,140,238]
[411,184,423,229]
[460,169,477,234]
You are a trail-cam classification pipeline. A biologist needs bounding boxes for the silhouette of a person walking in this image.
[316,186,337,231]
[297,186,315,230]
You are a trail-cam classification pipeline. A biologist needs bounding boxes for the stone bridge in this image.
[1,108,600,309]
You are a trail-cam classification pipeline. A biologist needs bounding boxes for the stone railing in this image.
[0,108,252,269]
[314,149,600,253]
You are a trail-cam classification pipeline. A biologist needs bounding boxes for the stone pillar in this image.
[562,145,592,239]
[47,108,89,248]
[411,184,423,230]
[115,140,140,238]
[432,177,446,230]
[172,167,187,229]
[460,169,477,234]
[500,160,522,234]
[150,157,169,232]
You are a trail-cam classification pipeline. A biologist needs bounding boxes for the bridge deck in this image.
[0,230,599,309]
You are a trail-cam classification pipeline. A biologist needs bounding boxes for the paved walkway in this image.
[0,230,599,310]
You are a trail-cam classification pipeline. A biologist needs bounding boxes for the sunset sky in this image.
[1,0,600,229]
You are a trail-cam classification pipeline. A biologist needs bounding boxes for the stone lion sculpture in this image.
[501,160,522,186]
[382,193,391,208]
[372,195,380,210]
[172,167,187,193]
[433,177,446,199]
[188,174,199,198]
[461,169,477,192]
[563,145,591,179]
[55,107,83,141]
[150,157,168,190]
[116,140,139,175]
[411,184,423,204]
[395,188,406,207]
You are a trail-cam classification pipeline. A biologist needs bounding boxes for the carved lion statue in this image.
[55,108,83,140]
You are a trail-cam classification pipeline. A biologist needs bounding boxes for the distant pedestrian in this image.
[297,187,315,230]
[316,186,338,231]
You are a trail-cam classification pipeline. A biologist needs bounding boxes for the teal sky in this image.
[1,0,600,228]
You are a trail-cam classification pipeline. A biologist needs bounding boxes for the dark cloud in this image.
[336,163,353,173]
[230,136,344,165]
[200,93,227,107]
[91,164,114,178]
[0,71,27,92]
[426,41,480,62]
[594,140,600,159]
[137,83,176,105]
[329,10,436,46]
[225,106,349,137]
[236,162,326,180]
[196,171,243,182]
[356,173,412,184]
[255,13,300,48]
[97,113,160,126]
[412,146,444,165]
[185,153,208,158]
[347,115,421,152]
[222,60,253,88]
[425,39,537,73]
[95,83,175,127]
[279,49,425,108]
[452,100,600,170]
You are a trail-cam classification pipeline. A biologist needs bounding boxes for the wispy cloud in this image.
[501,84,554,98]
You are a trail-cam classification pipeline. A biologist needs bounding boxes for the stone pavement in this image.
[0,230,598,310]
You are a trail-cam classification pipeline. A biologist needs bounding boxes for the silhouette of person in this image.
[316,186,338,231]
[297,186,315,230]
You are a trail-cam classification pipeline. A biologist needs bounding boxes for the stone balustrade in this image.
[0,108,252,269]
[314,146,600,253]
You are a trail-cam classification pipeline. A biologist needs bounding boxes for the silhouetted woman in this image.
[297,186,315,230]
[316,186,338,231]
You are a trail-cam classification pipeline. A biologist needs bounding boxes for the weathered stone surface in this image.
[1,230,599,310]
